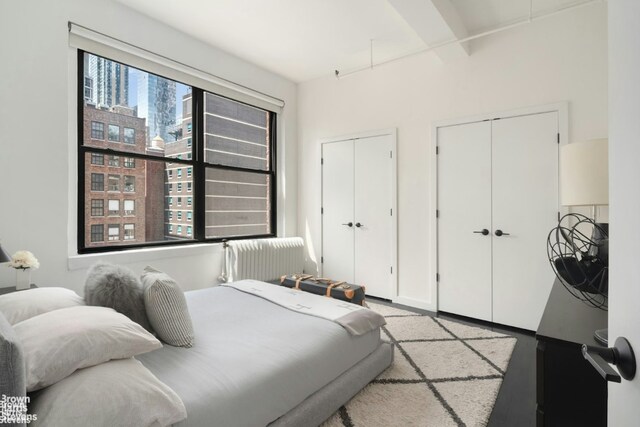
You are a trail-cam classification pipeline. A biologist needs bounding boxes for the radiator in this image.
[219,237,305,282]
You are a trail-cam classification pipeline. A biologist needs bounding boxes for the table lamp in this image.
[559,138,609,345]
[0,243,10,264]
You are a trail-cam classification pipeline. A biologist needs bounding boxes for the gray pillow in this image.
[0,311,26,419]
[141,266,194,348]
[85,262,151,331]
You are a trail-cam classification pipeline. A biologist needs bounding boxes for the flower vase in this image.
[16,269,31,290]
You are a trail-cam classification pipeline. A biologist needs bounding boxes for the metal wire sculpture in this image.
[547,213,609,310]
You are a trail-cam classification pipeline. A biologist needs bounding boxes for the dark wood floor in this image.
[369,297,536,427]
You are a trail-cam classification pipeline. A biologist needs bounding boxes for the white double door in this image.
[322,134,396,299]
[438,112,559,330]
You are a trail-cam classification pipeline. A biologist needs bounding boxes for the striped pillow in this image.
[141,266,194,348]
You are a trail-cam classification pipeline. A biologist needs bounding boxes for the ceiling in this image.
[117,0,596,83]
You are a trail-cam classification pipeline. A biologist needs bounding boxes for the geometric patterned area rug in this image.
[322,302,517,427]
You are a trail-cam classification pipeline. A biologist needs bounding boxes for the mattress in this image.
[136,286,381,427]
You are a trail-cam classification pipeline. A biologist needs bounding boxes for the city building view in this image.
[81,52,273,249]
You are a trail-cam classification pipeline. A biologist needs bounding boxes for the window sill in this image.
[68,242,220,271]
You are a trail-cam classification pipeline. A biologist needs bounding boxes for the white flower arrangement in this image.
[8,251,40,270]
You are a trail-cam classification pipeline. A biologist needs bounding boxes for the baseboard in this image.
[392,296,436,312]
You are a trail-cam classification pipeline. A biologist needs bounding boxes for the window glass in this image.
[108,225,120,241]
[91,173,104,191]
[108,199,119,215]
[108,175,120,192]
[124,200,134,215]
[91,199,104,216]
[108,125,120,142]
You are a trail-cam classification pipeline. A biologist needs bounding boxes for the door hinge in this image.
[390,151,393,159]
[436,273,440,282]
[557,133,560,144]
[321,256,324,263]
[436,209,440,218]
[390,208,393,216]
[321,158,324,165]
[558,211,561,221]
[436,146,439,155]
[321,207,324,214]
[390,266,393,274]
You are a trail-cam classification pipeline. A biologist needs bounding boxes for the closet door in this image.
[491,112,558,330]
[322,140,355,282]
[354,135,394,299]
[438,121,493,321]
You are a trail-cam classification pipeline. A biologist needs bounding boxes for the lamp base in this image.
[594,328,608,346]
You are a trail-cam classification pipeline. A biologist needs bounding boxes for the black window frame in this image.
[90,199,104,217]
[77,50,277,254]
[90,224,104,242]
[91,121,104,140]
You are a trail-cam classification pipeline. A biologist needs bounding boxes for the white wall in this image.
[297,4,607,308]
[0,0,297,293]
[608,0,640,424]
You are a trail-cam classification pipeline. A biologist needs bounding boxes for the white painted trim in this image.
[392,296,437,313]
[68,242,221,271]
[318,127,397,145]
[320,128,398,300]
[429,102,569,312]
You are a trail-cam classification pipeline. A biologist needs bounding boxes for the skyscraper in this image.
[86,54,129,107]
[136,73,176,144]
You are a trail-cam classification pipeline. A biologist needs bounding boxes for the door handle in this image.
[355,222,363,228]
[494,229,510,237]
[582,337,636,382]
[473,229,489,236]
[341,222,353,227]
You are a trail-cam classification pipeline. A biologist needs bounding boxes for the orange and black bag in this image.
[279,274,366,306]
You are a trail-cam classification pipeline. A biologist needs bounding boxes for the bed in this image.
[0,282,393,427]
[136,285,394,426]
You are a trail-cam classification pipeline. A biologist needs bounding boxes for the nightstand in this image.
[0,284,38,296]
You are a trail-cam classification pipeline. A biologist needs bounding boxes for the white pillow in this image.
[0,287,85,325]
[28,358,187,427]
[13,306,162,391]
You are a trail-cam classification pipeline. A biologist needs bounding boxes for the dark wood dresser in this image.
[536,280,608,426]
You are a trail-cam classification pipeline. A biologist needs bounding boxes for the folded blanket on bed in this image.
[221,280,386,336]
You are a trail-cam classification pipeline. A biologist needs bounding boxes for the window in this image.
[79,51,275,253]
[124,200,135,215]
[124,224,135,240]
[108,156,120,167]
[91,173,104,191]
[108,175,120,192]
[124,176,135,192]
[108,225,120,241]
[91,199,104,216]
[91,153,104,165]
[108,199,120,215]
[91,121,104,140]
[91,225,104,242]
[108,125,120,142]
[123,128,135,144]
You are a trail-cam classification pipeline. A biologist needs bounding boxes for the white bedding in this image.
[136,285,382,427]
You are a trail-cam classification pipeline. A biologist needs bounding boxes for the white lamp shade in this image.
[560,138,609,206]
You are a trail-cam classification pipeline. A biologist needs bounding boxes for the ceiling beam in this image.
[387,0,469,61]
